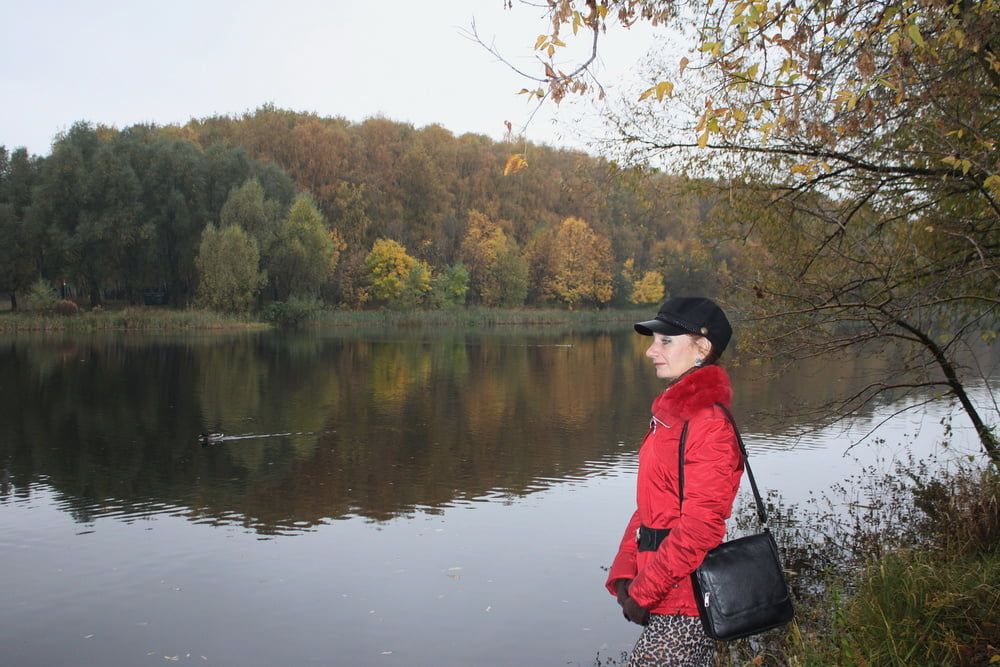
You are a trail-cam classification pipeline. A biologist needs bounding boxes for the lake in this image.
[0,327,993,666]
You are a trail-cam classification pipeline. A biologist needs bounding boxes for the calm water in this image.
[0,328,994,666]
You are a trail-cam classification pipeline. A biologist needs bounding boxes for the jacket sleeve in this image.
[626,416,740,609]
[604,509,641,596]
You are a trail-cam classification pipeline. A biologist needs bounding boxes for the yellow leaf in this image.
[984,174,1000,196]
[639,86,656,101]
[697,130,710,148]
[656,81,674,100]
[679,57,690,74]
[503,154,528,176]
[547,44,555,58]
[534,35,548,50]
[747,63,759,79]
[906,22,925,47]
[552,37,567,47]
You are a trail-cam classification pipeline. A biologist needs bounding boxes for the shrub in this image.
[53,299,80,316]
[260,298,322,328]
[715,458,1000,667]
[23,278,58,312]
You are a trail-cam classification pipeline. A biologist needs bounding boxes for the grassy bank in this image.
[312,307,651,328]
[0,307,268,333]
[597,460,1000,667]
[728,460,1000,666]
[0,306,651,334]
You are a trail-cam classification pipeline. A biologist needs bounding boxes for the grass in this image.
[312,306,652,328]
[0,305,653,334]
[598,458,1000,667]
[718,462,1000,667]
[808,549,1000,666]
[0,307,268,332]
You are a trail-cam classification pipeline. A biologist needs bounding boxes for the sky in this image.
[1,0,669,157]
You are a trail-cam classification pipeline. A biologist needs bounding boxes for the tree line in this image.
[0,107,745,312]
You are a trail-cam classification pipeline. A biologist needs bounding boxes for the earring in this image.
[694,358,704,367]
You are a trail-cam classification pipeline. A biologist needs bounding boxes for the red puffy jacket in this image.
[605,364,743,616]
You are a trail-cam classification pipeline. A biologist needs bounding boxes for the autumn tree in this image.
[541,216,614,307]
[365,238,431,305]
[460,210,529,306]
[496,0,1000,464]
[623,258,665,305]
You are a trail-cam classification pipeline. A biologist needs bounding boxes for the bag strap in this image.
[678,402,769,526]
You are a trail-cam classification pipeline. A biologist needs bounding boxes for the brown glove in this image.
[622,595,650,626]
[614,578,632,606]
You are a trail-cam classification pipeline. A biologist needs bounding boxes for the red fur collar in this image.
[652,365,733,422]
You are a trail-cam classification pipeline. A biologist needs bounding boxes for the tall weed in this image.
[718,455,999,666]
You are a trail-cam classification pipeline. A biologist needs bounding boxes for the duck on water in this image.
[199,432,224,445]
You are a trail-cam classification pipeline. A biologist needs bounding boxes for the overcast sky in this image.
[1,0,668,157]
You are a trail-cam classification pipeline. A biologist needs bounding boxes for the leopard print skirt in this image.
[626,614,716,667]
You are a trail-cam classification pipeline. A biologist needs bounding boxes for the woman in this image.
[606,296,743,667]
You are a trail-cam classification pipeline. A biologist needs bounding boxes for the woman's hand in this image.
[614,578,632,605]
[613,578,649,625]
[621,595,650,626]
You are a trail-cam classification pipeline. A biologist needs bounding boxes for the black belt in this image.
[636,525,671,552]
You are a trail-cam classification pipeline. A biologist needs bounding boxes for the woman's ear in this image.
[695,336,713,359]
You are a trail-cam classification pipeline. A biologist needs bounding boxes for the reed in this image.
[0,308,267,332]
[746,463,1000,667]
[313,307,650,328]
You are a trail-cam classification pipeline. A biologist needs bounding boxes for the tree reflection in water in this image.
[0,330,991,532]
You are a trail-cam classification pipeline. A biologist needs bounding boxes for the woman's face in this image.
[645,334,710,381]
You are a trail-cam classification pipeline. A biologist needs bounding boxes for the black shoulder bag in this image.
[678,404,794,641]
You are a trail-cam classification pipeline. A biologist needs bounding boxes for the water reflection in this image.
[0,330,991,533]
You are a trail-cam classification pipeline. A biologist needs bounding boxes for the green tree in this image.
[394,261,433,309]
[0,204,35,310]
[0,147,39,310]
[194,223,266,313]
[269,194,341,300]
[429,263,470,309]
[220,179,282,258]
[493,246,529,307]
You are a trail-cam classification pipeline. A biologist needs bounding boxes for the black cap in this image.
[634,297,732,356]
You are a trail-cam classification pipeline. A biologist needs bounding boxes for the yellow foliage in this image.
[543,217,614,307]
[631,271,665,305]
[984,175,1000,197]
[461,210,525,306]
[365,238,419,302]
[503,154,528,176]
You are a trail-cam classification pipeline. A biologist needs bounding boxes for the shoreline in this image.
[0,306,652,334]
